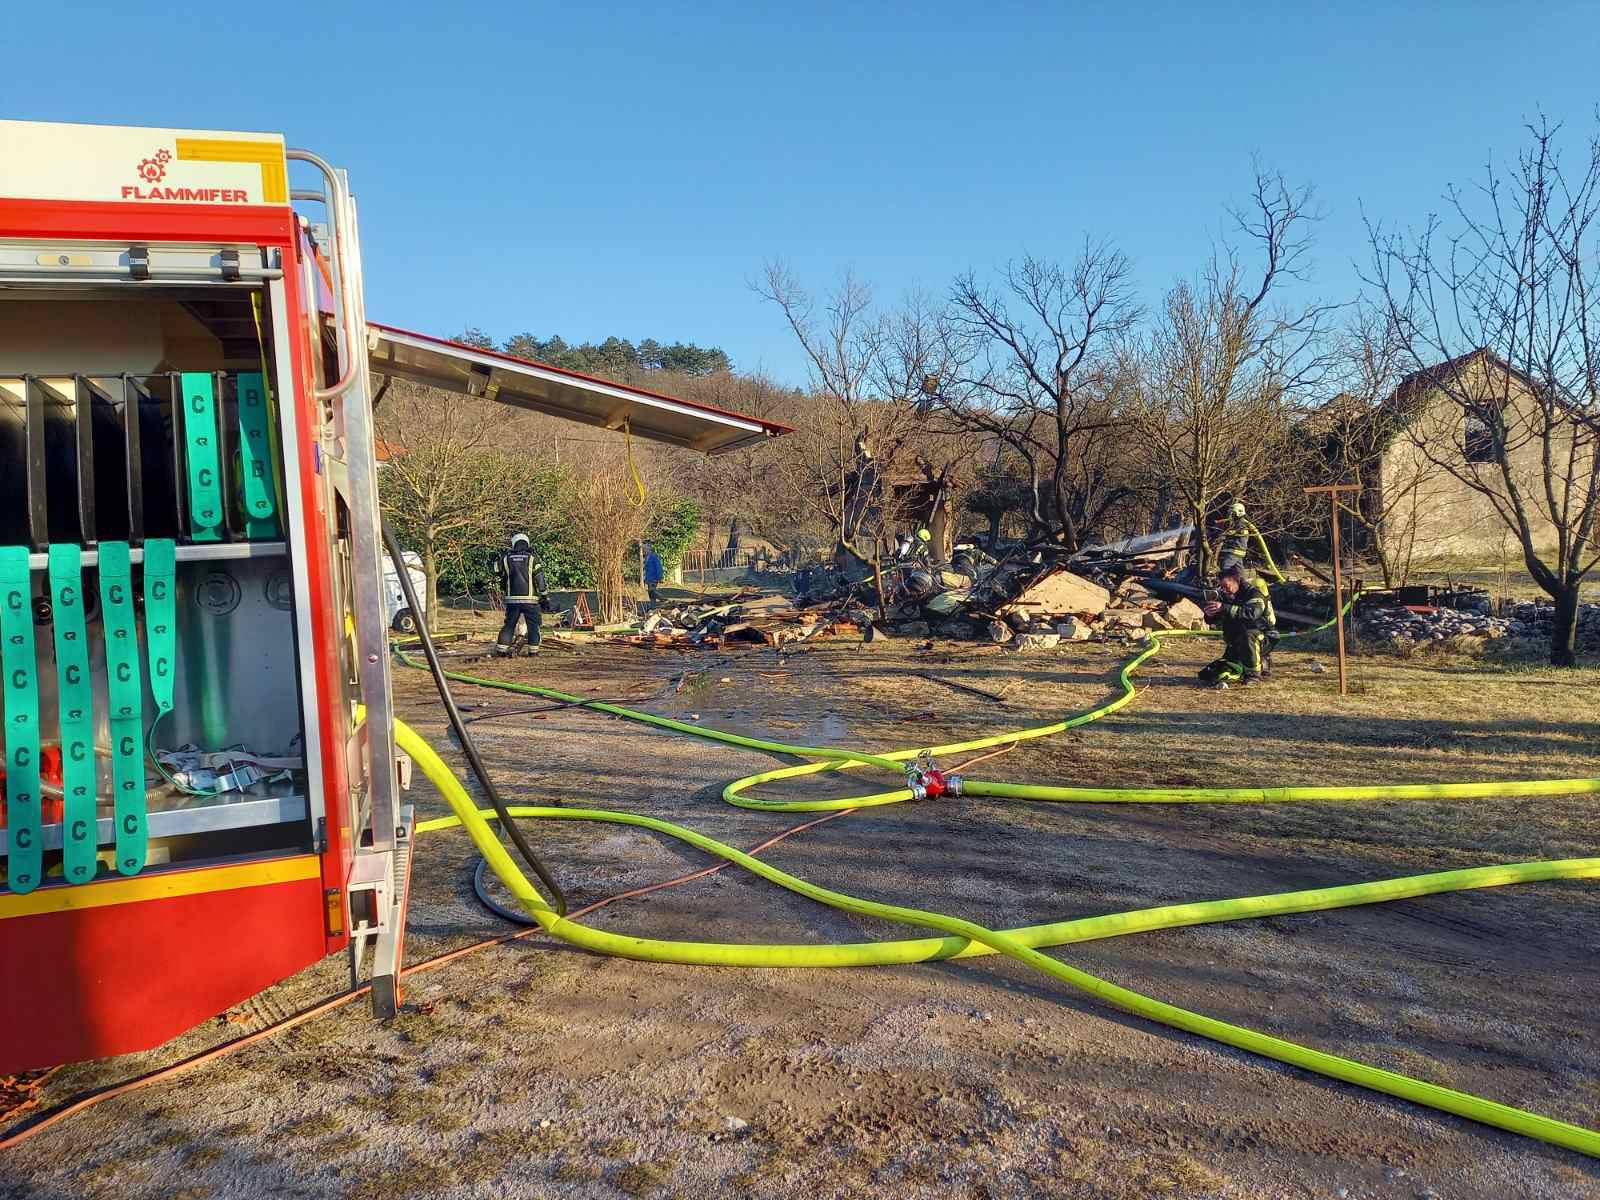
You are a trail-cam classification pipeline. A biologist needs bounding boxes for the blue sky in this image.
[10,2,1599,386]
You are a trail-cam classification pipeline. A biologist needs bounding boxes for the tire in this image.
[391,609,419,635]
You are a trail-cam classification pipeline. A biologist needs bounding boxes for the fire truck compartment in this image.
[0,281,313,882]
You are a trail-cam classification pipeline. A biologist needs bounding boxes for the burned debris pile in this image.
[627,593,826,649]
[552,532,1388,655]
[565,548,1596,660]
[570,538,1599,657]
[782,546,1228,651]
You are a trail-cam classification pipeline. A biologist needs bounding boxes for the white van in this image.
[383,551,428,633]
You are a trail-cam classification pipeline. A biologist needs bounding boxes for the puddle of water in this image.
[815,712,851,745]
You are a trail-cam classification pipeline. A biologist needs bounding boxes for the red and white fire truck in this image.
[0,119,786,1073]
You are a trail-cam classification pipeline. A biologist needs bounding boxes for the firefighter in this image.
[1217,501,1252,573]
[909,527,933,563]
[1199,563,1277,686]
[493,533,549,655]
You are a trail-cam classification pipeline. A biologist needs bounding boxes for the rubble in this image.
[808,549,1250,652]
[1011,632,1061,652]
[1356,597,1600,652]
[1269,579,1336,619]
[1505,600,1600,652]
[1357,607,1516,644]
[609,590,847,650]
[598,537,1579,658]
[999,569,1110,622]
[1100,609,1149,631]
[1164,598,1207,630]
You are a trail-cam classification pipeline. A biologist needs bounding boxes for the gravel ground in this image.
[2,629,1598,1200]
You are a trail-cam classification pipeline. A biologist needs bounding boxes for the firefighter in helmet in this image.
[493,533,550,655]
[1217,500,1252,574]
[1199,563,1277,686]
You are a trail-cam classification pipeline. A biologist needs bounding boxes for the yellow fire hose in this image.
[1245,520,1286,582]
[394,616,1600,1158]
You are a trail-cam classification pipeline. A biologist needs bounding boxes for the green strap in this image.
[98,542,146,876]
[48,546,97,884]
[180,372,224,543]
[0,548,41,894]
[143,539,177,720]
[236,371,279,539]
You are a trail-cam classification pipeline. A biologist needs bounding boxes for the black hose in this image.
[381,520,568,916]
[473,856,538,926]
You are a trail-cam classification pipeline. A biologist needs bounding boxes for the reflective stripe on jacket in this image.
[1221,577,1276,632]
[496,550,546,601]
[1220,518,1251,560]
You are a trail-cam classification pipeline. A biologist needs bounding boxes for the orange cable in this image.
[0,807,858,1150]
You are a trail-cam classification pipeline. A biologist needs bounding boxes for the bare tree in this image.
[1368,116,1600,665]
[756,265,956,554]
[1304,305,1444,587]
[937,243,1140,549]
[757,264,884,548]
[376,381,531,631]
[1132,167,1330,574]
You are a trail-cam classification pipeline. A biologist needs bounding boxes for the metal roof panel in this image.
[366,322,790,455]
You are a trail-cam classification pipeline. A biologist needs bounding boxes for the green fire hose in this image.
[392,613,1600,1158]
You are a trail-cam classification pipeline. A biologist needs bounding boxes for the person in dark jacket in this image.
[1199,564,1277,686]
[642,541,664,607]
[493,533,549,655]
[1217,501,1252,573]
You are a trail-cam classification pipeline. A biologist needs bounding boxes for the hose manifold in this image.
[905,752,959,800]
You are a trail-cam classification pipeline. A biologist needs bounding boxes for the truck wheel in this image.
[391,609,419,635]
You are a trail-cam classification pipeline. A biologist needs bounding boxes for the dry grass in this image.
[554,1160,602,1184]
[614,1158,675,1195]
[340,1155,458,1200]
[282,1110,343,1141]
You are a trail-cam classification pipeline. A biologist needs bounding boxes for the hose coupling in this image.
[905,751,951,801]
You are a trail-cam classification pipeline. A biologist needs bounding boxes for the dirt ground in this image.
[3,620,1599,1200]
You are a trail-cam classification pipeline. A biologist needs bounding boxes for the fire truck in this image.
[0,119,786,1074]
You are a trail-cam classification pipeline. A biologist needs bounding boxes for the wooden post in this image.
[1330,501,1347,695]
[1303,483,1361,696]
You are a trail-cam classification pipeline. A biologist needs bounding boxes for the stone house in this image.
[1322,349,1589,563]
